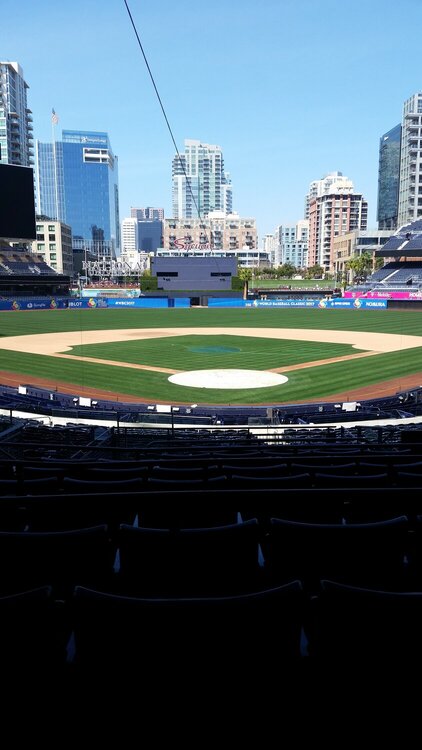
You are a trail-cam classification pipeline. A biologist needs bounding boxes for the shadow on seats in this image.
[71,580,305,678]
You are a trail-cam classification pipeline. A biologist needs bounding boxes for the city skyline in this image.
[3,0,422,240]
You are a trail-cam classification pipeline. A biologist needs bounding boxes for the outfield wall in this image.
[0,296,391,311]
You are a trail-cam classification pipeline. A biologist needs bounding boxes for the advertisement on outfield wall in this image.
[0,298,68,311]
[245,299,388,309]
[0,297,387,310]
[344,290,422,300]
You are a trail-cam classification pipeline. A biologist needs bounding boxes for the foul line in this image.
[50,353,180,374]
[269,350,381,373]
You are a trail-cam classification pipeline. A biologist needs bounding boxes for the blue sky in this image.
[3,0,422,241]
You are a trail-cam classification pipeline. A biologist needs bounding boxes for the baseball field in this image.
[0,307,421,404]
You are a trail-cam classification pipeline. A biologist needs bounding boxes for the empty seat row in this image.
[1,516,422,600]
[3,578,422,678]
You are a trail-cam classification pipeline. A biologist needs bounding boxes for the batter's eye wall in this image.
[0,164,36,241]
[150,256,237,291]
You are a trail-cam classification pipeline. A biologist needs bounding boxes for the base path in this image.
[0,326,422,404]
[0,326,422,355]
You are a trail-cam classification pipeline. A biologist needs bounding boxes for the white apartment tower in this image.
[0,62,33,166]
[276,220,309,268]
[262,233,279,266]
[397,92,422,227]
[172,139,233,219]
[121,217,138,254]
[304,172,354,219]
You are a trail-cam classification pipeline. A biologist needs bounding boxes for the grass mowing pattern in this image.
[0,346,421,404]
[66,335,360,371]
[1,307,422,336]
[0,307,421,403]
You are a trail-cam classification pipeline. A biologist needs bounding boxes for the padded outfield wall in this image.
[0,297,388,311]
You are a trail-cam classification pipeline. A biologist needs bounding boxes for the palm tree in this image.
[346,252,373,283]
[238,267,253,299]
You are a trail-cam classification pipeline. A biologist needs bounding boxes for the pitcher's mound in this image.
[168,369,289,389]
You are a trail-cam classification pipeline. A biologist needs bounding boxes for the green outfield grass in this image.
[0,307,421,403]
[1,307,422,336]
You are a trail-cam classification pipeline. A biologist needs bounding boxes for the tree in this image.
[274,263,297,278]
[258,266,274,278]
[238,267,253,299]
[346,252,373,282]
[305,264,325,280]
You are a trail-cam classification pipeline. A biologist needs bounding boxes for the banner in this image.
[106,297,168,308]
[68,298,108,309]
[344,290,422,300]
[208,298,246,307]
[0,298,67,311]
[245,299,387,309]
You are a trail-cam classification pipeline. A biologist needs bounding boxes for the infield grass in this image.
[0,307,421,403]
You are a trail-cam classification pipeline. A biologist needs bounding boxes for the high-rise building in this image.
[397,93,422,227]
[172,139,232,219]
[304,172,353,219]
[377,124,401,230]
[276,220,309,268]
[35,130,119,257]
[129,208,163,252]
[307,178,367,271]
[121,218,138,254]
[0,62,33,166]
[131,207,164,221]
[262,233,278,266]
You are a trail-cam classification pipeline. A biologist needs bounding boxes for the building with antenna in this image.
[172,139,232,219]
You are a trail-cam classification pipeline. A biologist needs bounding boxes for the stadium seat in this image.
[71,580,305,678]
[264,516,410,592]
[0,585,68,676]
[117,519,263,596]
[0,525,115,597]
[308,579,422,663]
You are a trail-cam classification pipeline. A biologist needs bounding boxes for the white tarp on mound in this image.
[168,369,289,389]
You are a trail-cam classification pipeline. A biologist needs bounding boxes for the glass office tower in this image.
[377,124,401,230]
[35,130,120,257]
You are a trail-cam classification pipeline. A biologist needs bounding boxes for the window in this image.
[48,225,55,231]
[36,233,45,241]
[49,234,55,241]
[37,243,45,251]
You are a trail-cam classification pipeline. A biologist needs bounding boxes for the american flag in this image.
[51,108,59,125]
